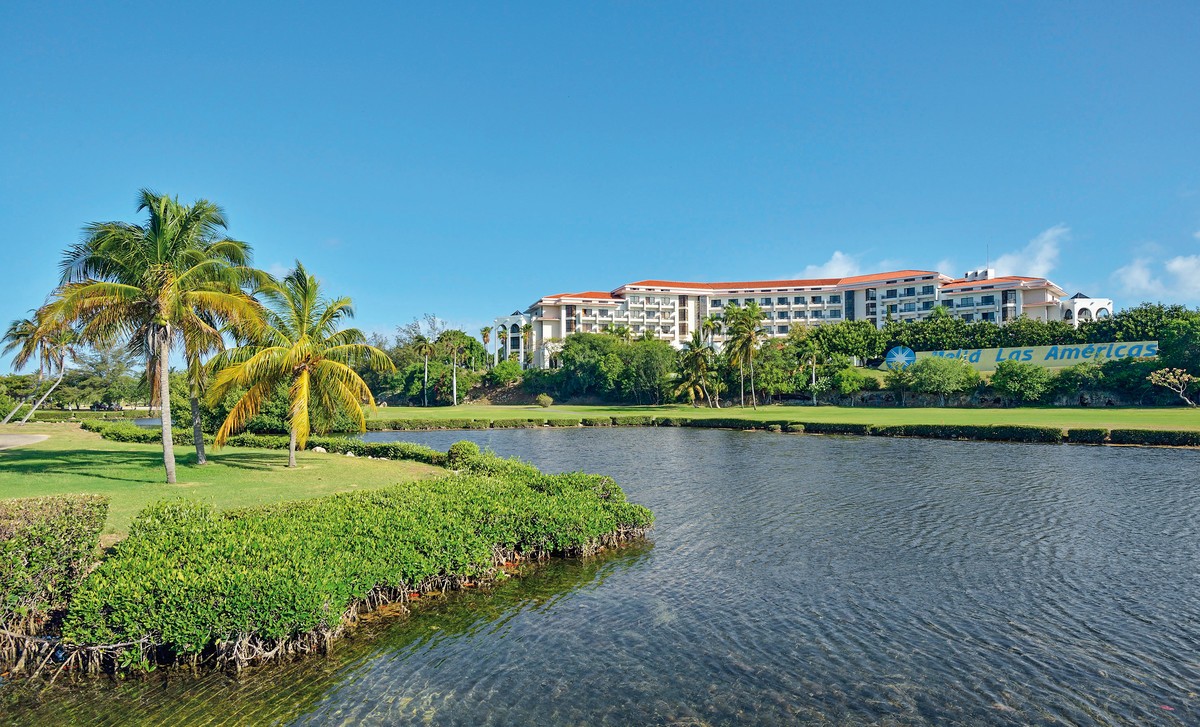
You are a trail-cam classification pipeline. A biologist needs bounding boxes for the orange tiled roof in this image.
[623,270,941,291]
[940,276,1045,290]
[543,291,618,300]
[836,270,942,285]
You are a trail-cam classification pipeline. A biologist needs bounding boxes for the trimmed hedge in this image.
[31,410,143,422]
[798,422,873,436]
[491,418,544,429]
[611,415,654,426]
[581,417,612,427]
[1,495,109,628]
[1066,428,1109,445]
[59,451,653,664]
[1109,429,1200,447]
[88,421,210,446]
[655,417,692,427]
[870,424,1064,444]
[686,418,759,430]
[545,418,582,427]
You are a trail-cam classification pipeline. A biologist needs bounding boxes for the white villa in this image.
[493,268,1113,369]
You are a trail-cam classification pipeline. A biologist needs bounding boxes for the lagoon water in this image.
[6,429,1200,725]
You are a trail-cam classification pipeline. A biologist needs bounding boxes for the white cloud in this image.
[1112,254,1200,303]
[266,262,290,279]
[796,251,862,279]
[934,258,957,276]
[993,224,1068,278]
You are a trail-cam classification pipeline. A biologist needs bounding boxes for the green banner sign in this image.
[916,341,1158,372]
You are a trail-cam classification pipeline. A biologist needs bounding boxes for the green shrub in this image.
[1109,429,1200,447]
[545,418,582,427]
[610,415,654,426]
[655,417,692,427]
[685,418,758,430]
[785,422,806,433]
[90,421,210,446]
[581,417,612,427]
[1066,428,1109,444]
[535,393,554,408]
[485,359,523,387]
[870,424,1063,444]
[491,418,543,429]
[799,422,872,436]
[1,495,108,628]
[447,440,481,469]
[60,470,652,660]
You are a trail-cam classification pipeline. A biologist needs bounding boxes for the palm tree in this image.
[521,323,534,367]
[208,262,394,467]
[439,330,472,405]
[480,326,493,368]
[676,331,714,407]
[793,330,826,406]
[1,305,80,425]
[700,313,724,407]
[724,302,766,409]
[610,324,633,344]
[57,189,263,483]
[414,334,435,406]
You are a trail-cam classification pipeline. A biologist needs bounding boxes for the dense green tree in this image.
[485,358,523,387]
[2,306,81,425]
[908,357,980,406]
[723,302,766,407]
[990,360,1054,405]
[676,332,715,406]
[811,319,883,362]
[884,366,915,407]
[832,366,869,404]
[1159,315,1200,374]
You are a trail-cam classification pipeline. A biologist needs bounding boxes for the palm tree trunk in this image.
[451,353,458,405]
[749,356,757,410]
[811,361,817,406]
[18,369,65,426]
[288,427,297,468]
[190,396,207,464]
[739,363,745,407]
[1,397,26,425]
[158,328,177,485]
[423,356,429,407]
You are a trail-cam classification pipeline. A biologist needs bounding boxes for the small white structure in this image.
[1061,292,1114,328]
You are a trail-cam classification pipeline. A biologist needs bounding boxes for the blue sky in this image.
[2,2,1198,371]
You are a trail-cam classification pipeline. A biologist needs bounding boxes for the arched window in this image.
[1063,309,1073,320]
[1096,308,1111,319]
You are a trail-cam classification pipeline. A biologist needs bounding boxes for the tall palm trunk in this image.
[288,427,298,468]
[451,352,458,405]
[18,368,65,426]
[810,360,817,405]
[739,363,745,407]
[2,398,27,425]
[158,327,177,484]
[749,355,757,410]
[190,396,207,464]
[423,355,429,407]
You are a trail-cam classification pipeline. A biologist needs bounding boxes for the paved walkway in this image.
[0,434,49,450]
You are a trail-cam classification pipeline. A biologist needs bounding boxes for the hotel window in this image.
[865,288,877,301]
[759,297,771,306]
[793,296,806,305]
[981,311,996,321]
[812,310,825,319]
[795,311,807,318]
[778,325,789,334]
[829,310,841,318]
[727,298,738,306]
[829,295,841,304]
[762,325,774,334]
[711,299,722,307]
[922,285,935,295]
[812,295,823,304]
[959,297,974,308]
[980,295,995,306]
[765,312,774,319]
[885,289,897,298]
[903,287,916,297]
[962,314,975,322]
[777,311,789,319]
[922,301,935,310]
[901,302,916,313]
[776,296,788,305]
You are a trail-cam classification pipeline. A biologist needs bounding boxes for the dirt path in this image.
[0,434,49,450]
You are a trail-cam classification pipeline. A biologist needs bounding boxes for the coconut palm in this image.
[439,329,473,405]
[414,334,435,406]
[676,331,715,407]
[208,262,394,467]
[57,190,263,483]
[700,313,724,407]
[610,324,633,344]
[724,302,766,409]
[480,326,493,368]
[521,323,534,367]
[1,304,80,425]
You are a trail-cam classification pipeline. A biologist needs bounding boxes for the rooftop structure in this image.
[492,268,1112,368]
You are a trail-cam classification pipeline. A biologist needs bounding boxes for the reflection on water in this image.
[6,428,1200,725]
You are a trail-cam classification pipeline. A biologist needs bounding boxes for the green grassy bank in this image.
[370,403,1200,431]
[0,423,443,536]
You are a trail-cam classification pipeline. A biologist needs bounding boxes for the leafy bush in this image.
[581,417,612,427]
[90,421,210,446]
[610,415,654,426]
[655,417,692,427]
[798,422,872,435]
[990,361,1054,405]
[784,422,806,433]
[686,418,759,430]
[545,418,582,427]
[1066,428,1109,444]
[446,440,481,469]
[1108,429,1200,447]
[31,410,142,422]
[870,424,1063,443]
[491,418,544,429]
[1,495,108,629]
[485,359,523,387]
[535,393,554,408]
[60,467,652,661]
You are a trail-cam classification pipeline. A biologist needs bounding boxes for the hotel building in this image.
[493,268,1113,368]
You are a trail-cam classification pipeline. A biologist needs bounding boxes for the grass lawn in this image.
[370,403,1200,430]
[0,423,446,537]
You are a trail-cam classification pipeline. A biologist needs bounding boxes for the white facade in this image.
[493,268,1113,368]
